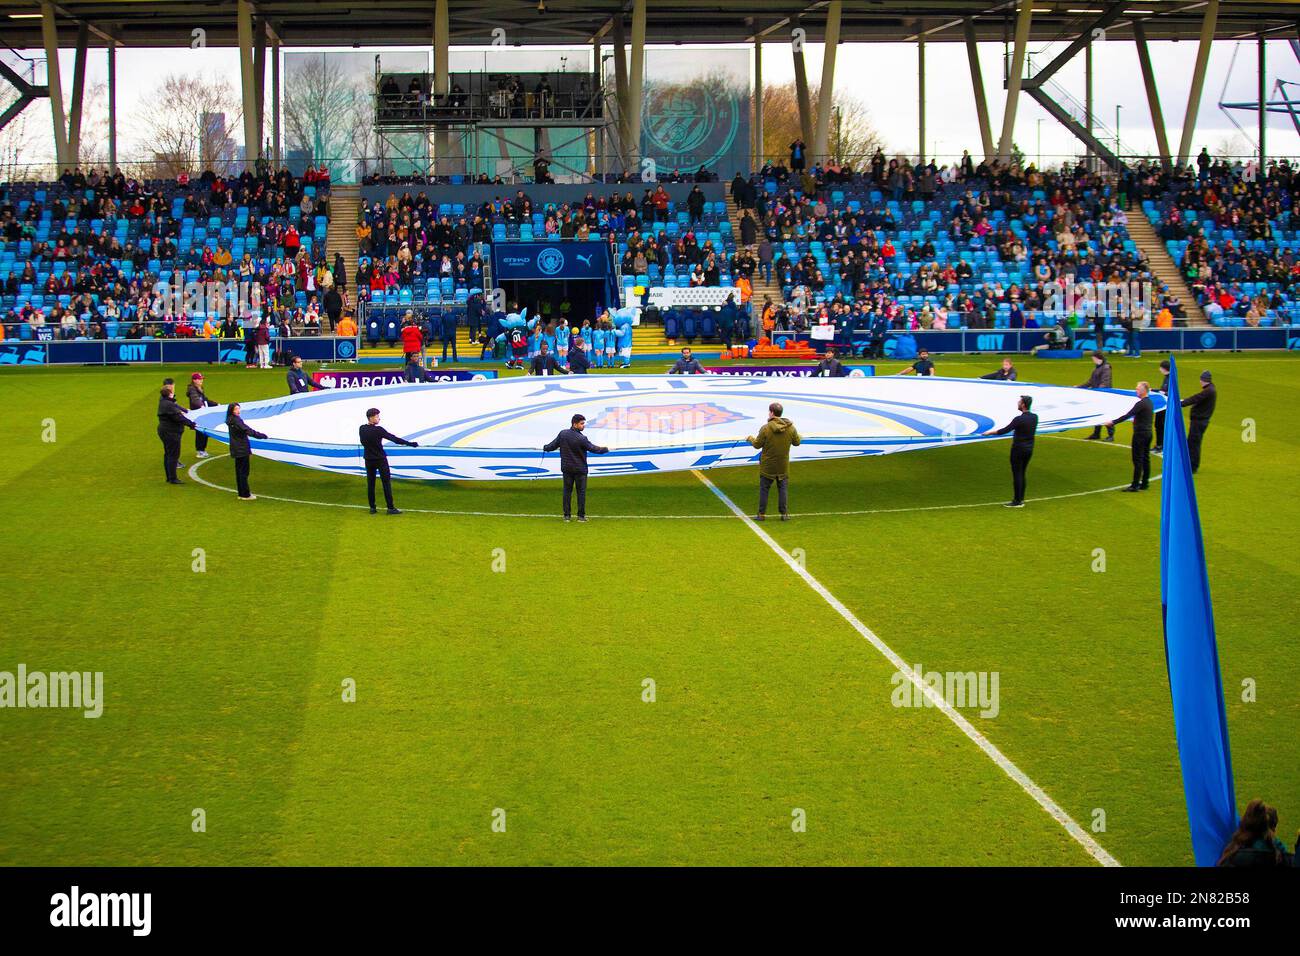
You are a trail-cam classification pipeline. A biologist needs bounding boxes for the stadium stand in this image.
[1139,157,1300,328]
[0,166,334,344]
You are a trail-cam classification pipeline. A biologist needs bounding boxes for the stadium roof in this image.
[1,1,1297,50]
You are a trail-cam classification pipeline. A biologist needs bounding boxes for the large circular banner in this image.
[189,375,1161,481]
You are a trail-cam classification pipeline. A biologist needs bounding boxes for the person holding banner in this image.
[225,403,268,500]
[287,355,324,394]
[542,414,610,522]
[815,347,846,377]
[157,378,197,485]
[669,348,705,374]
[986,395,1038,508]
[529,342,566,376]
[1104,381,1154,492]
[1080,351,1115,442]
[898,349,935,377]
[185,373,219,459]
[359,408,419,515]
[747,402,801,522]
[1181,370,1217,473]
[1153,359,1171,454]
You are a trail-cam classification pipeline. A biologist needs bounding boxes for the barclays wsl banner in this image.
[315,369,498,387]
[188,374,1156,482]
[0,337,359,366]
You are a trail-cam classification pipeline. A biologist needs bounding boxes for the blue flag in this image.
[1160,358,1237,866]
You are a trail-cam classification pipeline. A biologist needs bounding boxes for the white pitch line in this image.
[691,468,1122,867]
[187,436,1159,520]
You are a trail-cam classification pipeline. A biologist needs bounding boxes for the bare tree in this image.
[760,82,884,165]
[129,72,242,176]
[0,93,44,180]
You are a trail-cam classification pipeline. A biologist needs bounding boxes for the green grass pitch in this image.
[1,352,1296,866]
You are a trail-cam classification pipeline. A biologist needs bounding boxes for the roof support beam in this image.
[1133,19,1171,169]
[1021,2,1124,91]
[0,58,48,134]
[66,19,89,164]
[964,18,993,161]
[1176,0,1218,167]
[811,0,841,163]
[996,1,1032,163]
[791,20,815,151]
[627,0,646,170]
[40,0,70,168]
[237,0,261,170]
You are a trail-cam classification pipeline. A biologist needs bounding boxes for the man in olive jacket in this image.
[747,401,801,521]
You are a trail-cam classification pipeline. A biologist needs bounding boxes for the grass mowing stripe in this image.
[691,468,1123,868]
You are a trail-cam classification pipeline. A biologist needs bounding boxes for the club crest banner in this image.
[189,375,1163,482]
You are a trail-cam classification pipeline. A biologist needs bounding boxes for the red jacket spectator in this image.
[400,322,423,355]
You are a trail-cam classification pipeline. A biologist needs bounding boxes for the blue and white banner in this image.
[189,374,1162,482]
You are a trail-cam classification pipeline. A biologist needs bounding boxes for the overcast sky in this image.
[9,34,1297,167]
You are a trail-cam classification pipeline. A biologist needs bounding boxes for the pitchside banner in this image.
[188,374,1158,482]
[703,365,876,377]
[863,327,1299,354]
[0,337,359,365]
[316,369,499,387]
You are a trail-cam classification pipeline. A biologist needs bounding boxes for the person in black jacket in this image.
[403,354,432,382]
[986,395,1038,507]
[668,347,705,374]
[542,413,609,521]
[157,378,196,485]
[225,402,268,500]
[1153,359,1170,453]
[185,372,219,458]
[286,355,324,394]
[529,342,566,376]
[359,408,419,514]
[1181,370,1217,472]
[1080,351,1115,441]
[1106,381,1154,491]
[567,336,591,373]
[815,347,846,377]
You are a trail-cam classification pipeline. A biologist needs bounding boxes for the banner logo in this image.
[590,402,743,434]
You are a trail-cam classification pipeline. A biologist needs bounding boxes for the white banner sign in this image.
[647,286,736,309]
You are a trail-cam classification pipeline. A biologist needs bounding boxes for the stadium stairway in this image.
[725,192,784,309]
[1125,212,1207,326]
[327,184,362,297]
